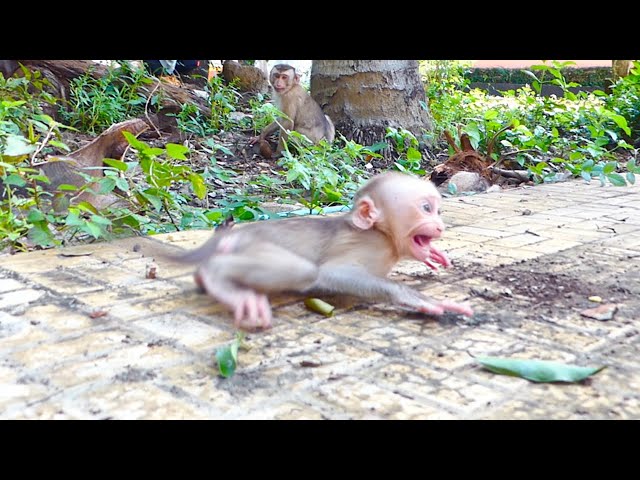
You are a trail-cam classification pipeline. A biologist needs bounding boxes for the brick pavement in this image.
[1,179,639,419]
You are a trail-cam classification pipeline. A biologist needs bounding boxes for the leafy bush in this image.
[60,61,154,134]
[385,127,424,175]
[424,60,637,186]
[605,60,640,141]
[1,68,73,250]
[174,75,242,136]
[271,132,375,213]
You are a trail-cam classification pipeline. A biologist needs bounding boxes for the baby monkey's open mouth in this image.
[412,235,451,271]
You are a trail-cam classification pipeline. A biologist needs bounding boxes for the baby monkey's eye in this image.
[422,203,432,213]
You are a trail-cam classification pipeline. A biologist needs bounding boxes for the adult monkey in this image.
[249,64,335,157]
[170,172,473,330]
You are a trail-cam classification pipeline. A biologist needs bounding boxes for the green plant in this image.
[174,103,209,137]
[561,157,640,186]
[173,76,242,136]
[521,60,582,99]
[0,69,77,250]
[275,132,374,213]
[605,60,640,140]
[385,127,424,175]
[61,61,154,134]
[207,75,241,133]
[249,96,288,136]
[420,60,471,95]
[425,60,638,187]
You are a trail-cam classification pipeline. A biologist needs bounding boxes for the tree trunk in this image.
[310,60,433,149]
[612,60,633,82]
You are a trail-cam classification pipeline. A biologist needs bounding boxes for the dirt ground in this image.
[455,248,639,327]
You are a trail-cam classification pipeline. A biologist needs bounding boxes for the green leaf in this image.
[216,341,239,378]
[368,142,388,153]
[304,298,335,317]
[599,173,607,186]
[464,123,481,149]
[122,131,148,151]
[115,177,129,191]
[548,68,562,79]
[30,174,51,184]
[26,209,45,222]
[603,162,617,174]
[569,152,583,162]
[33,114,56,126]
[3,174,26,187]
[28,223,55,247]
[406,147,422,162]
[477,356,605,383]
[581,171,592,182]
[77,201,98,214]
[626,172,636,185]
[165,143,189,160]
[483,109,498,120]
[90,214,112,226]
[2,134,36,156]
[521,70,539,82]
[80,221,102,239]
[535,161,548,171]
[103,158,128,172]
[448,182,458,195]
[147,147,166,157]
[205,139,233,155]
[607,173,627,186]
[581,159,595,169]
[48,140,70,151]
[189,173,206,200]
[57,184,78,192]
[139,191,163,211]
[65,211,84,227]
[606,113,631,136]
[52,193,70,212]
[98,177,117,194]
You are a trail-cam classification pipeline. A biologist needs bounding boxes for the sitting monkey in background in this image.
[171,172,473,331]
[250,64,335,157]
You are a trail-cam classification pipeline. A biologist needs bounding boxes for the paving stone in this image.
[0,179,639,418]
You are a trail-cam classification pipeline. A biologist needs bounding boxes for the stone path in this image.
[1,179,639,419]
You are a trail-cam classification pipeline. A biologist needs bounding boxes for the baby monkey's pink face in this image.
[351,172,453,271]
[406,200,451,270]
[398,182,450,270]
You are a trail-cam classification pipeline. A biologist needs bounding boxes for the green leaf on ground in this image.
[215,332,245,378]
[477,356,605,383]
[304,298,335,317]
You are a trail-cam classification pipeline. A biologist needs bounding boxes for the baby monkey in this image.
[173,172,473,330]
[249,64,335,157]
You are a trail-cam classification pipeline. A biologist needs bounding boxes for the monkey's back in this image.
[291,85,333,142]
[234,215,394,274]
[234,215,349,263]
